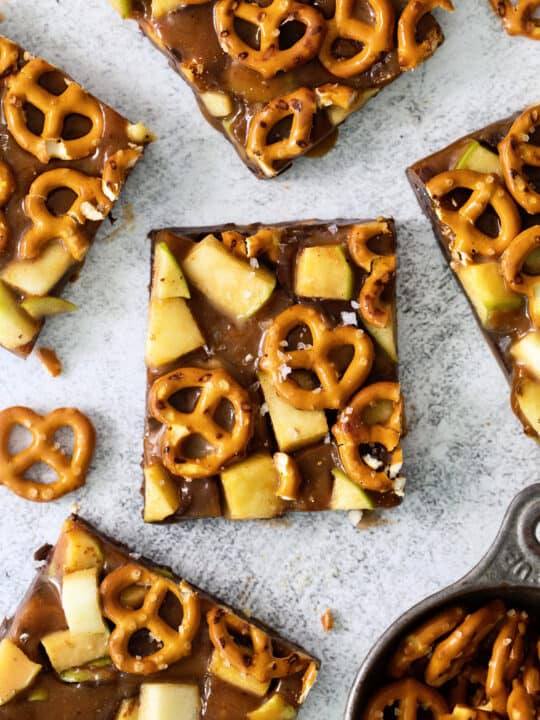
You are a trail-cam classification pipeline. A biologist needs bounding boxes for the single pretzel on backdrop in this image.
[364,678,448,720]
[100,563,200,674]
[207,607,307,683]
[318,0,394,78]
[359,255,396,329]
[0,37,19,76]
[246,87,317,177]
[4,58,104,164]
[222,227,281,262]
[424,600,506,687]
[501,226,540,327]
[332,381,402,492]
[489,0,540,40]
[0,160,15,252]
[260,304,374,411]
[485,610,528,714]
[397,0,454,71]
[21,168,112,261]
[0,406,95,502]
[148,367,253,478]
[426,169,521,259]
[214,0,325,79]
[388,606,466,678]
[499,104,540,214]
[347,220,394,272]
[507,680,535,720]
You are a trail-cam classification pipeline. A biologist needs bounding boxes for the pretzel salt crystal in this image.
[507,680,535,720]
[207,607,307,683]
[332,382,402,492]
[148,367,253,478]
[260,304,374,411]
[4,58,104,163]
[388,606,466,678]
[319,0,394,78]
[485,611,527,713]
[490,0,540,40]
[0,36,19,76]
[364,678,448,720]
[499,104,540,214]
[359,255,396,329]
[398,0,454,71]
[425,600,506,687]
[0,406,95,502]
[347,220,393,272]
[101,564,200,674]
[0,161,15,252]
[426,169,521,258]
[215,0,325,79]
[246,88,317,177]
[501,226,540,327]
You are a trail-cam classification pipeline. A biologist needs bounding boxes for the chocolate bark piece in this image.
[144,220,405,522]
[110,0,452,178]
[407,104,540,440]
[0,34,151,359]
[0,516,318,717]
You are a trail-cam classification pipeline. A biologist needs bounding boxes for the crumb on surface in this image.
[321,608,334,632]
[36,347,62,377]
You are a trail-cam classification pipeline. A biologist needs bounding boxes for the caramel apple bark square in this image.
[0,34,151,358]
[144,220,404,522]
[0,516,318,718]
[407,103,540,440]
[110,0,452,178]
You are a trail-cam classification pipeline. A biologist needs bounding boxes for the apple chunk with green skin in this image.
[62,568,108,635]
[183,235,276,320]
[511,332,540,381]
[145,297,205,367]
[41,630,110,674]
[455,140,502,177]
[144,464,180,522]
[139,683,200,720]
[330,469,375,510]
[221,453,284,519]
[295,245,353,300]
[247,694,297,719]
[152,0,185,18]
[0,279,39,351]
[363,310,397,362]
[0,639,41,706]
[108,0,133,17]
[153,242,190,300]
[1,242,73,296]
[209,649,270,696]
[455,262,522,327]
[21,296,77,319]
[515,378,540,437]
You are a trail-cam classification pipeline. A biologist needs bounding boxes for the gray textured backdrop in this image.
[0,1,538,717]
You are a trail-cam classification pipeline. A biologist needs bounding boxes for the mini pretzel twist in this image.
[0,160,15,252]
[425,600,506,687]
[347,220,394,272]
[100,564,200,674]
[148,367,253,478]
[364,678,448,720]
[426,169,521,258]
[207,607,307,683]
[0,36,19,76]
[319,0,395,78]
[485,611,528,713]
[389,606,466,678]
[0,406,95,502]
[222,227,281,262]
[507,680,535,720]
[214,0,325,79]
[397,0,454,71]
[448,667,488,709]
[359,255,396,329]
[500,226,540,327]
[499,105,540,214]
[246,88,317,177]
[490,0,540,39]
[4,58,104,163]
[260,304,374,411]
[21,168,112,260]
[332,382,402,492]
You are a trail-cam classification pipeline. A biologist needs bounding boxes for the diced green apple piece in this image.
[1,242,73,296]
[524,248,540,275]
[221,453,284,520]
[53,520,104,575]
[116,698,140,720]
[27,687,48,701]
[0,639,41,707]
[258,371,328,452]
[247,695,297,720]
[515,378,540,437]
[59,657,112,683]
[0,279,39,351]
[62,568,108,635]
[151,0,184,18]
[41,630,110,674]
[455,140,502,177]
[21,296,77,319]
[363,312,397,362]
[455,262,522,327]
[183,235,276,320]
[139,683,200,720]
[330,469,375,510]
[209,649,270,696]
[153,242,190,300]
[511,332,540,381]
[295,245,353,300]
[108,0,133,17]
[144,464,180,522]
[145,297,205,367]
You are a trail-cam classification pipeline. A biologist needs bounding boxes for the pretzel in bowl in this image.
[207,607,307,683]
[364,678,449,720]
[490,0,540,40]
[0,406,95,502]
[359,255,396,329]
[507,680,535,720]
[332,382,402,492]
[499,105,540,214]
[100,563,200,674]
[485,611,528,713]
[426,170,521,259]
[4,58,104,163]
[500,226,540,327]
[214,0,325,79]
[260,304,374,411]
[397,0,454,71]
[318,0,394,78]
[148,367,253,478]
[0,160,15,252]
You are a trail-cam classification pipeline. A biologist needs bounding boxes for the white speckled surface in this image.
[0,1,538,717]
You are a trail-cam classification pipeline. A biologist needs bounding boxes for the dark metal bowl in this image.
[345,484,540,720]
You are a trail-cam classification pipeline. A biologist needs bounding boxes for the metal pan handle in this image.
[460,484,540,587]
